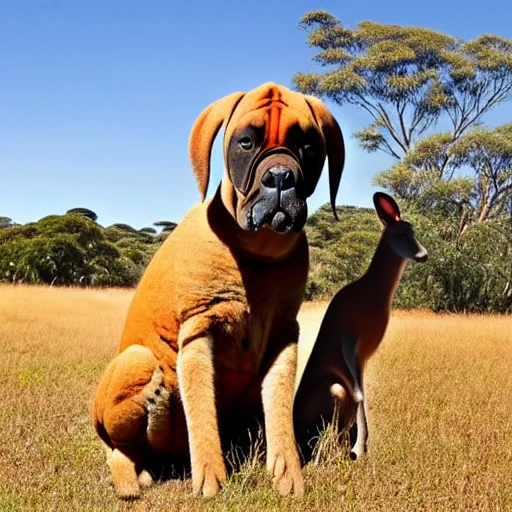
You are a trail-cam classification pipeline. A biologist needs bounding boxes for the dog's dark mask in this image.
[226,125,326,233]
[188,83,345,235]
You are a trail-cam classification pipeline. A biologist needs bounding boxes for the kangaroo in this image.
[294,192,428,462]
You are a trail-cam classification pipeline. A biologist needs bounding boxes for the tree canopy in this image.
[373,124,512,231]
[294,12,511,311]
[0,210,175,287]
[153,221,178,233]
[66,208,98,223]
[0,217,15,229]
[295,11,512,159]
[295,11,512,239]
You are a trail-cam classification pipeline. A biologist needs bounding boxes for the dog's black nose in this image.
[261,167,295,191]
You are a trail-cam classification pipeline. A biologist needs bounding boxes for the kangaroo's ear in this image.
[373,192,401,226]
[305,95,345,220]
[188,91,246,200]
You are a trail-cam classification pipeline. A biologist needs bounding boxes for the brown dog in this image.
[91,82,345,499]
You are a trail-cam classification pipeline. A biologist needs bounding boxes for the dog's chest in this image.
[208,268,285,373]
[173,217,307,373]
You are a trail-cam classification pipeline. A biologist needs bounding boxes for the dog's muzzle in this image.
[248,149,307,233]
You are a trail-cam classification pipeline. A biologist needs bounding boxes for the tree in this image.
[295,11,512,161]
[0,208,173,287]
[0,213,154,286]
[109,223,138,233]
[66,208,98,223]
[0,217,14,229]
[0,215,113,285]
[295,11,512,239]
[139,227,157,235]
[374,125,512,234]
[0,234,86,284]
[153,221,177,233]
[450,125,512,225]
[37,214,105,248]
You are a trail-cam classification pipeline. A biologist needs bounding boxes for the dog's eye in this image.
[238,137,253,151]
[302,143,315,157]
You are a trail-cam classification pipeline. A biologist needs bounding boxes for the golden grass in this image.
[1,284,511,511]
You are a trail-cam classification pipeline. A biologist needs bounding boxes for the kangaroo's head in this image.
[373,192,428,263]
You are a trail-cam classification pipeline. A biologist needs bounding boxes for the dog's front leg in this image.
[262,342,304,496]
[177,332,226,497]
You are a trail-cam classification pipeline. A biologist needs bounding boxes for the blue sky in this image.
[1,0,511,229]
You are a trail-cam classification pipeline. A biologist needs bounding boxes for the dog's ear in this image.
[189,92,246,200]
[373,192,401,226]
[305,95,345,220]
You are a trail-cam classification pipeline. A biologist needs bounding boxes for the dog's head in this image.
[189,82,345,234]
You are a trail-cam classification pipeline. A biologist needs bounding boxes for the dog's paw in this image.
[267,449,304,497]
[107,449,141,500]
[114,478,141,500]
[192,460,227,498]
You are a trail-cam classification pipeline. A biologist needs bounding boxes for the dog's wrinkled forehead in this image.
[223,84,321,149]
[188,81,345,220]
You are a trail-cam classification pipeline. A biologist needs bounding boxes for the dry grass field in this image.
[1,285,511,511]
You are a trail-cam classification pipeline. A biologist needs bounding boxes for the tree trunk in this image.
[477,202,492,224]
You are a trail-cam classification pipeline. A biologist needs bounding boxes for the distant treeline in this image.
[0,209,175,287]
[1,202,511,312]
